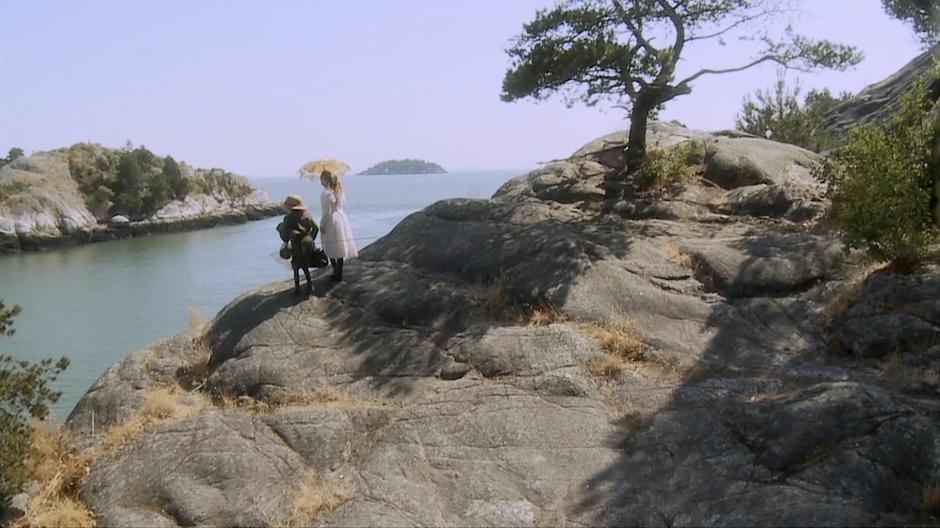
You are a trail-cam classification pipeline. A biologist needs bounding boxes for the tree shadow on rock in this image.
[570,232,940,527]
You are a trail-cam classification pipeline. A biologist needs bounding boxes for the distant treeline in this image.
[65,143,254,220]
[359,159,447,175]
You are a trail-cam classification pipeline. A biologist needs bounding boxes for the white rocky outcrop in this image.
[0,152,98,251]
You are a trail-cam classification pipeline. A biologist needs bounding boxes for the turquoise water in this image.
[0,170,524,418]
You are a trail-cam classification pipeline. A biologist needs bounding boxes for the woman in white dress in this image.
[319,170,358,281]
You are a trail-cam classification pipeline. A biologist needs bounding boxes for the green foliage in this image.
[819,81,937,263]
[65,144,255,219]
[736,77,852,152]
[162,156,188,199]
[6,148,24,163]
[66,143,122,204]
[0,181,30,202]
[0,300,21,337]
[113,151,144,217]
[502,0,862,190]
[634,139,706,193]
[189,168,253,200]
[882,0,938,47]
[0,301,70,502]
[0,147,25,169]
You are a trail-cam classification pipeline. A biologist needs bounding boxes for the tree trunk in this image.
[927,73,940,225]
[604,98,654,199]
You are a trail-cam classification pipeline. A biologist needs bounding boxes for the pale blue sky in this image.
[0,0,926,176]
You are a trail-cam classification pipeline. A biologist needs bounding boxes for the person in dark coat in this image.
[277,194,319,295]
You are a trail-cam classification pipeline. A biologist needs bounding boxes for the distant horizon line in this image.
[248,167,539,179]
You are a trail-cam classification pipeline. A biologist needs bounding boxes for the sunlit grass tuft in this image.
[576,320,648,379]
[283,470,355,528]
[13,425,95,528]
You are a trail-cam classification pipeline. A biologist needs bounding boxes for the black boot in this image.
[302,267,313,295]
[335,258,344,282]
[329,259,340,281]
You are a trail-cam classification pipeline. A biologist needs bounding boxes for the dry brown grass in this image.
[578,321,647,361]
[13,425,96,528]
[216,387,390,413]
[924,481,940,515]
[178,323,214,390]
[584,355,627,379]
[101,386,207,451]
[186,306,207,332]
[576,321,648,379]
[821,261,888,330]
[660,242,693,268]
[527,300,564,327]
[283,470,355,528]
[879,349,940,387]
[478,277,522,321]
[268,387,363,408]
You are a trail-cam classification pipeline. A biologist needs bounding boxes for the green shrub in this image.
[634,139,706,193]
[65,143,256,218]
[190,168,253,200]
[0,181,29,202]
[0,301,69,502]
[736,77,851,152]
[818,80,937,264]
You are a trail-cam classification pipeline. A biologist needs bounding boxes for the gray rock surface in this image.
[67,121,940,526]
[0,152,98,251]
[824,45,939,144]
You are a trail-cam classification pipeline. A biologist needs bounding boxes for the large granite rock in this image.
[65,121,940,526]
[824,46,940,144]
[496,123,829,224]
[0,152,98,251]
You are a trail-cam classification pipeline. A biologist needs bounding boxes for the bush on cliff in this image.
[0,147,25,169]
[66,143,254,220]
[0,301,70,503]
[736,77,851,152]
[819,80,938,264]
[634,139,706,194]
[189,168,254,200]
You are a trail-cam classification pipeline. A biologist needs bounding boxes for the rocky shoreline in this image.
[0,151,283,255]
[3,202,282,254]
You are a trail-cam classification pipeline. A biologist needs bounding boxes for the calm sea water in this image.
[0,170,524,418]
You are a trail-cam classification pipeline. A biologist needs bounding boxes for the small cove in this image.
[0,170,523,418]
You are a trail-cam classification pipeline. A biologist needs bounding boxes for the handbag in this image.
[279,241,292,260]
[311,247,329,268]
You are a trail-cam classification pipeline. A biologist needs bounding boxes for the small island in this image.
[358,159,447,175]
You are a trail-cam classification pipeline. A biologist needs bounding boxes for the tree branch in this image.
[685,11,779,43]
[677,55,785,86]
[612,0,659,55]
[657,0,685,60]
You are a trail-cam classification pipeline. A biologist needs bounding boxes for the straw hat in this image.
[282,194,306,211]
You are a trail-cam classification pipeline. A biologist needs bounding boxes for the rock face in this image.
[0,152,281,254]
[824,45,939,144]
[0,152,99,252]
[66,122,940,526]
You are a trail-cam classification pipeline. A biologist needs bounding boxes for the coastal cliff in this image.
[6,56,937,527]
[54,119,940,527]
[0,148,281,254]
